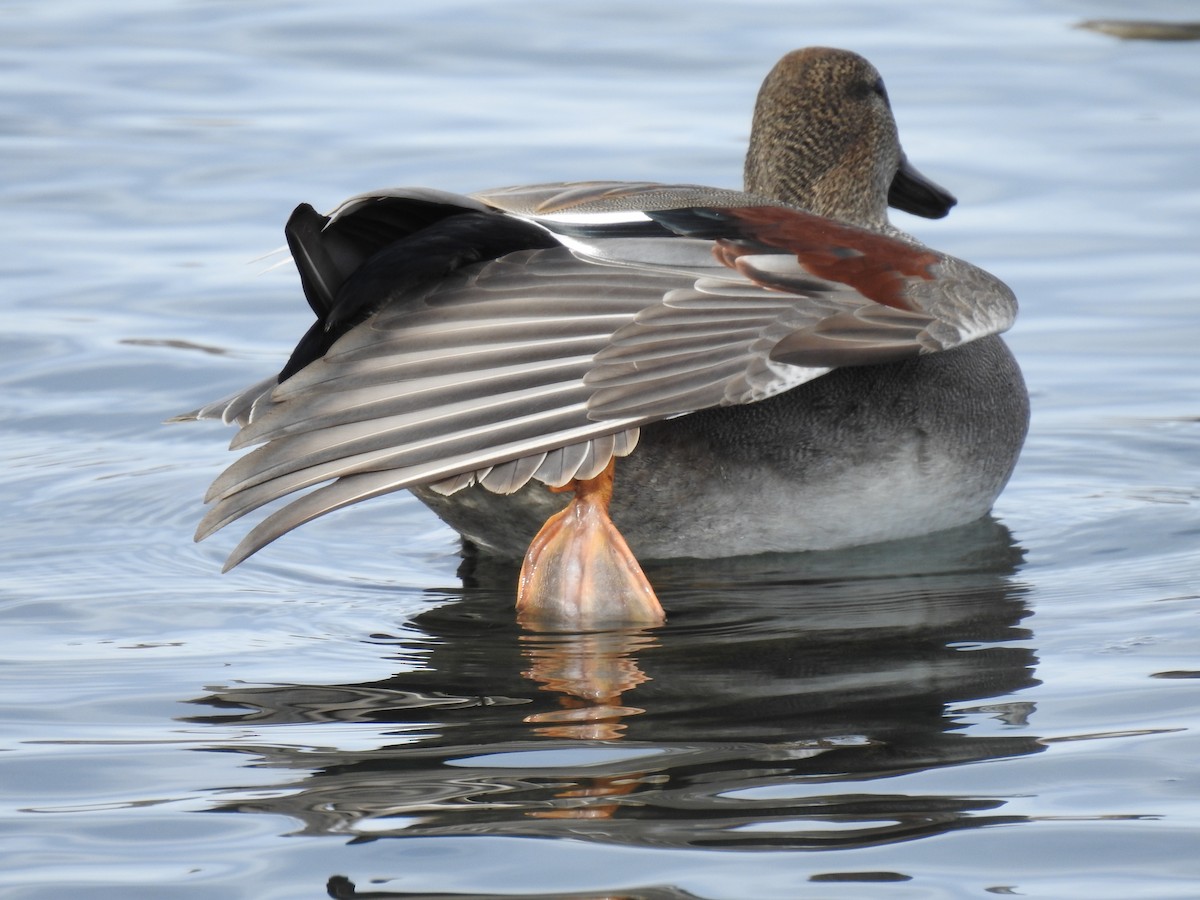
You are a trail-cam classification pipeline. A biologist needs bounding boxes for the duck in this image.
[174,47,1028,628]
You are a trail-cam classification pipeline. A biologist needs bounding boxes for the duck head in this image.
[744,47,956,228]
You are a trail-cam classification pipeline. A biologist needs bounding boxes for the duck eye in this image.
[872,77,890,105]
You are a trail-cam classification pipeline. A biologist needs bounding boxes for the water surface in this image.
[3,1,1200,898]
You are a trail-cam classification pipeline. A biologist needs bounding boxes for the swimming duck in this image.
[175,48,1028,627]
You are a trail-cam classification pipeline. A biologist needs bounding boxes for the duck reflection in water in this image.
[186,518,1044,852]
[175,46,1027,627]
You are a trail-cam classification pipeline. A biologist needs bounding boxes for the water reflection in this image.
[520,628,658,740]
[186,518,1042,851]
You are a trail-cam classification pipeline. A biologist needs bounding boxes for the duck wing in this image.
[479,182,1015,417]
[186,181,1016,567]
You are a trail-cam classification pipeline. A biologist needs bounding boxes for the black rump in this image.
[279,200,558,382]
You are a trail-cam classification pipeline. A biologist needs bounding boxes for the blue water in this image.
[3,1,1200,898]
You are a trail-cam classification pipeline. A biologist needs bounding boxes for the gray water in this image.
[3,1,1200,898]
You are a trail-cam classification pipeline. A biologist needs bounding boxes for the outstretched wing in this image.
[180,181,1016,566]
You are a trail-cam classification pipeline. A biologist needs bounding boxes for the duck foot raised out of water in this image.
[517,458,664,629]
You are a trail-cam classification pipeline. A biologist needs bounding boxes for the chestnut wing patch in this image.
[579,205,947,419]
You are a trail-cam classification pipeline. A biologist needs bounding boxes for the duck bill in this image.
[888,153,957,219]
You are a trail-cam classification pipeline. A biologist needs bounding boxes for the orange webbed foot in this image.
[517,459,664,629]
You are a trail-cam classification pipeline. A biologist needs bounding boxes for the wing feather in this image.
[181,180,1018,565]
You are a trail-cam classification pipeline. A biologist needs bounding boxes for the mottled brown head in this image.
[744,47,954,229]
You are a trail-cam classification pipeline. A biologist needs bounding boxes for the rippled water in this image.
[3,1,1200,898]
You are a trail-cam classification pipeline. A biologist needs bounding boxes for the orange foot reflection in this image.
[520,628,656,740]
